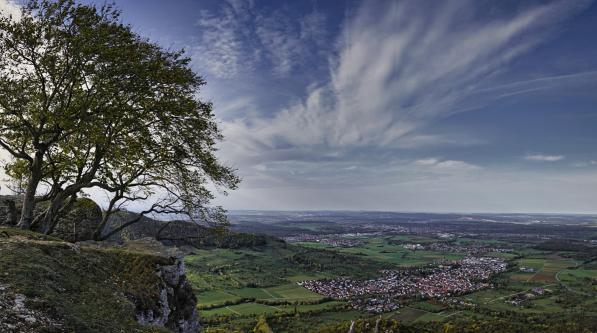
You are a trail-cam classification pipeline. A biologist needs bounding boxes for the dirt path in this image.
[225,306,241,315]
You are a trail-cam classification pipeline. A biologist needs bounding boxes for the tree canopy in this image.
[0,0,239,238]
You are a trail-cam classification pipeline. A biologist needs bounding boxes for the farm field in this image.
[297,236,467,267]
[185,229,597,332]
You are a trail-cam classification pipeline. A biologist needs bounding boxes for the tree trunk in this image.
[39,192,69,235]
[92,212,111,241]
[17,153,43,229]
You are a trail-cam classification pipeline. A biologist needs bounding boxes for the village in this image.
[299,257,508,313]
[283,234,367,247]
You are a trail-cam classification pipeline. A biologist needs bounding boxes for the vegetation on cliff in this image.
[0,227,197,332]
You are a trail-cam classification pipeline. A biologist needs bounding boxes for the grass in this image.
[409,301,446,313]
[0,227,171,333]
[392,307,427,322]
[185,240,389,293]
[557,269,597,294]
[265,284,322,300]
[299,237,466,267]
[201,300,345,317]
[192,233,597,331]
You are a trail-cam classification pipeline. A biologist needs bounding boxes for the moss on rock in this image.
[0,227,194,333]
[50,197,103,242]
[0,197,102,242]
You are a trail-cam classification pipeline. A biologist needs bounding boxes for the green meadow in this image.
[186,234,597,332]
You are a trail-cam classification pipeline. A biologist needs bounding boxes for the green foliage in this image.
[0,226,172,332]
[0,0,238,233]
[194,234,597,332]
[252,315,273,333]
[185,240,389,293]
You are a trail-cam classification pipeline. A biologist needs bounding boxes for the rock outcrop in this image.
[0,228,200,333]
[0,196,102,242]
[137,258,200,333]
[50,197,102,242]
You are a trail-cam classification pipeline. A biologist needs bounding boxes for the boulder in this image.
[50,198,102,242]
[0,197,102,242]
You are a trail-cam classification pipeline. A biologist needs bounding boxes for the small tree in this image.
[253,315,274,333]
[0,0,239,234]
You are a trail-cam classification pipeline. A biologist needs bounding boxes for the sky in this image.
[2,0,597,214]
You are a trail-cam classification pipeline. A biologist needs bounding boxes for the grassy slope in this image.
[186,238,389,331]
[192,234,597,332]
[0,227,172,333]
[185,238,390,294]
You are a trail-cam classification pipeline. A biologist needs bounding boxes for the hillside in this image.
[0,227,199,333]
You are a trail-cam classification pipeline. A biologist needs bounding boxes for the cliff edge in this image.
[0,227,199,333]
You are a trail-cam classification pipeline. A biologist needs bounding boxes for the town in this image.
[283,234,366,247]
[299,257,508,313]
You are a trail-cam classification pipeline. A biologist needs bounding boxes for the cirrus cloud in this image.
[220,0,592,156]
[525,154,565,162]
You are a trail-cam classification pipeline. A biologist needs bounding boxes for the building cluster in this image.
[427,242,513,255]
[402,243,424,250]
[299,257,507,313]
[519,267,536,273]
[283,234,365,247]
[505,287,551,306]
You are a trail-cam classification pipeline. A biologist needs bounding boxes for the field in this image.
[510,256,580,283]
[183,229,597,332]
[184,238,389,330]
[297,236,467,267]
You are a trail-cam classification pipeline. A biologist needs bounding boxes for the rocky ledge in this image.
[0,228,200,333]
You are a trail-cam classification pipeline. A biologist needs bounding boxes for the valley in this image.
[183,212,597,332]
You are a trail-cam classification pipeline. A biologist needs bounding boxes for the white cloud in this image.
[203,0,595,212]
[415,158,440,166]
[525,154,565,162]
[193,0,327,78]
[395,134,485,149]
[216,169,597,214]
[0,0,20,20]
[255,8,326,76]
[193,2,258,79]
[434,160,482,172]
[415,158,482,172]
[221,0,590,152]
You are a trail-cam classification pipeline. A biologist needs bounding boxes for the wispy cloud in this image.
[525,154,565,162]
[222,0,592,154]
[415,158,440,166]
[193,0,327,78]
[199,0,595,211]
[394,134,485,149]
[415,158,482,172]
[193,1,259,79]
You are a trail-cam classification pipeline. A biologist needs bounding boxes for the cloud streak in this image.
[525,154,565,162]
[194,0,597,212]
[193,0,327,78]
[221,0,592,155]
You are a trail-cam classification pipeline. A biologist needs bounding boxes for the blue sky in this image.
[3,0,597,213]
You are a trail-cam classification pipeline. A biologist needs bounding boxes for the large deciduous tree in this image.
[0,0,239,236]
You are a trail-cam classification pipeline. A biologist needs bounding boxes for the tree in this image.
[252,315,274,333]
[0,0,239,235]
